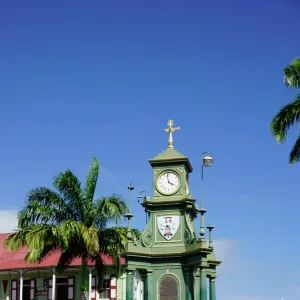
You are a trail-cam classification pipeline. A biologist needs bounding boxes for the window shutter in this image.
[68,277,74,300]
[11,280,18,300]
[48,279,52,300]
[110,277,117,300]
[91,276,96,300]
[30,279,35,300]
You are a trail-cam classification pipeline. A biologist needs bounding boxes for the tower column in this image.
[184,268,193,300]
[126,269,134,300]
[200,268,207,300]
[198,208,207,248]
[194,268,200,300]
[145,270,153,300]
[209,277,216,300]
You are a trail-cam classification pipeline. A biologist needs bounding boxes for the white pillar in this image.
[122,273,126,300]
[52,269,56,300]
[19,270,23,300]
[88,268,92,300]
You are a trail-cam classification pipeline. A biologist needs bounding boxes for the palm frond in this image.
[58,220,83,242]
[84,157,99,203]
[93,195,128,228]
[100,228,125,258]
[284,58,300,88]
[270,94,300,142]
[106,227,141,244]
[56,251,78,273]
[18,187,72,228]
[4,229,29,250]
[56,242,86,272]
[24,225,64,263]
[289,135,300,163]
[53,170,83,220]
[81,224,100,256]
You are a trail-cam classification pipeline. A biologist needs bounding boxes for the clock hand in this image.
[167,174,174,185]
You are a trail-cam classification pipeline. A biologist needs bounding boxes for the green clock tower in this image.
[123,120,221,300]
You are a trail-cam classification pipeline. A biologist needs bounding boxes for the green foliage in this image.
[4,157,133,292]
[270,58,300,163]
[284,57,300,88]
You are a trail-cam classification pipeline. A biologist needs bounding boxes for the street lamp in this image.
[126,182,135,242]
[198,152,213,246]
[137,191,146,203]
[127,182,134,208]
[201,152,213,209]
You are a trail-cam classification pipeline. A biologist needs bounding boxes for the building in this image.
[0,233,125,300]
[123,120,221,300]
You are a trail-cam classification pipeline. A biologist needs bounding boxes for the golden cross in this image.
[164,119,180,148]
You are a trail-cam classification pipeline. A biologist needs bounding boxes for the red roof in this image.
[0,233,125,270]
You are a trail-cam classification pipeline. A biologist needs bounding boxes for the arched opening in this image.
[159,275,178,300]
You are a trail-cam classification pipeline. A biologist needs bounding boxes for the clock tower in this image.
[122,120,221,300]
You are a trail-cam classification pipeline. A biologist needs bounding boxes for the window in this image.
[48,277,74,300]
[110,277,117,300]
[99,276,110,300]
[11,280,18,300]
[91,277,96,300]
[68,277,74,300]
[30,279,35,300]
[48,279,53,300]
[23,279,35,300]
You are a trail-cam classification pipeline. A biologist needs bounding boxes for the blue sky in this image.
[0,0,299,298]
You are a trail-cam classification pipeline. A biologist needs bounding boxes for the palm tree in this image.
[271,57,300,163]
[4,157,131,293]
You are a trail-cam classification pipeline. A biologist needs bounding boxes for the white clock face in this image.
[157,172,180,195]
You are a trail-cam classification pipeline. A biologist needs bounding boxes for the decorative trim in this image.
[142,230,153,247]
[176,167,183,173]
[134,235,142,246]
[184,229,192,245]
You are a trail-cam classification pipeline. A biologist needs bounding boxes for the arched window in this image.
[159,275,178,300]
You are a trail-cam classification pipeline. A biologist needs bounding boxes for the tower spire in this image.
[164,119,180,148]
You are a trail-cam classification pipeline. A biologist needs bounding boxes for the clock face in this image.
[157,172,180,195]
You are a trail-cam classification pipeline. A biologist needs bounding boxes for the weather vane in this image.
[164,119,180,148]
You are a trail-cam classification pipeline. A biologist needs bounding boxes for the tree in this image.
[4,157,132,293]
[270,57,300,163]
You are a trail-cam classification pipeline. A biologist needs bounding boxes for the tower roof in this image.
[149,147,193,172]
[151,147,186,160]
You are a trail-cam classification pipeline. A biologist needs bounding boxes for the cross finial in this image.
[164,119,180,148]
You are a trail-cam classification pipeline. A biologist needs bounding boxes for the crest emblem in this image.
[157,215,180,241]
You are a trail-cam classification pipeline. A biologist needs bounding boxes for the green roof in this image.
[149,147,193,172]
[151,147,187,160]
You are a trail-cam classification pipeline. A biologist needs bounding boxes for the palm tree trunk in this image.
[79,255,89,299]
